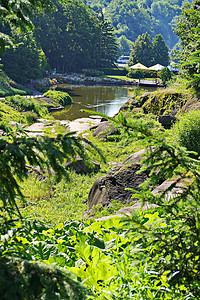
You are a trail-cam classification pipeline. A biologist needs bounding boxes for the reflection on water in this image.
[51,85,130,121]
[51,84,155,121]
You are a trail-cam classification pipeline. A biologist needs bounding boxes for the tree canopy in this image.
[175,0,200,95]
[128,32,169,67]
[33,0,118,73]
[0,0,55,52]
[89,0,192,49]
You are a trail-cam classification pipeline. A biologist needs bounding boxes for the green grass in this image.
[20,112,164,223]
[0,100,27,123]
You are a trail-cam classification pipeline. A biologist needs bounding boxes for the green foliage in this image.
[128,32,170,68]
[82,69,104,77]
[152,34,169,66]
[5,95,48,117]
[100,67,128,76]
[34,0,118,72]
[1,109,200,298]
[0,0,55,52]
[128,32,154,67]
[0,126,104,222]
[103,0,183,48]
[43,90,72,106]
[1,33,47,83]
[172,109,200,157]
[175,0,200,95]
[117,35,132,56]
[0,256,88,299]
[158,67,172,84]
[0,100,27,123]
[0,69,32,97]
[127,69,156,79]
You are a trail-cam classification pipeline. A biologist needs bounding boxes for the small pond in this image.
[51,84,155,121]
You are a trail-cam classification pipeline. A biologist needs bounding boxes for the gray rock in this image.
[65,157,100,174]
[158,115,176,128]
[119,98,140,112]
[87,162,149,211]
[181,98,200,114]
[92,121,119,140]
[123,149,146,164]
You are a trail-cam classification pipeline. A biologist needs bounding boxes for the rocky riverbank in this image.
[33,74,164,92]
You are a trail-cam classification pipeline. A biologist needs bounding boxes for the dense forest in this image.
[0,0,193,83]
[89,0,193,50]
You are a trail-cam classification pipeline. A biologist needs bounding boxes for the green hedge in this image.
[173,109,200,157]
[43,90,72,106]
[100,68,128,76]
[127,69,156,79]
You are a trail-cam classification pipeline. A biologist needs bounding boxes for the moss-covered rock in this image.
[181,97,200,114]
[141,89,188,116]
[43,90,72,106]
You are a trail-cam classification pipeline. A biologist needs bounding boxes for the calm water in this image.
[51,84,133,120]
[51,84,155,121]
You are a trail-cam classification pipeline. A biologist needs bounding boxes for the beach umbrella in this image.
[149,64,165,71]
[129,63,149,70]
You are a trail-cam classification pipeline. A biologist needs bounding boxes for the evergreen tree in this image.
[152,34,169,66]
[34,1,118,72]
[94,14,118,68]
[117,35,132,56]
[128,32,154,67]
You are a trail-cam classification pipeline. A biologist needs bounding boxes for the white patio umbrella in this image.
[129,63,149,83]
[149,64,165,71]
[130,63,149,70]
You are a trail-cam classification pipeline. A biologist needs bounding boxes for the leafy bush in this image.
[82,69,104,77]
[0,69,32,96]
[0,256,88,299]
[100,68,128,76]
[127,69,156,79]
[43,90,72,106]
[1,111,200,298]
[158,67,172,84]
[172,109,200,157]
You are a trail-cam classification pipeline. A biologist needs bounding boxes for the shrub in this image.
[172,109,200,157]
[158,67,172,84]
[43,90,72,106]
[100,68,128,76]
[82,69,104,77]
[127,69,156,79]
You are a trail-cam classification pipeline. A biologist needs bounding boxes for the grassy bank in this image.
[20,111,162,222]
[0,70,33,97]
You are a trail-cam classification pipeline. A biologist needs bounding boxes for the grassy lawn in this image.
[102,75,157,82]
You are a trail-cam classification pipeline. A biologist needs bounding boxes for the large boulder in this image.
[158,114,177,128]
[181,97,200,114]
[92,121,120,140]
[87,161,149,211]
[142,89,187,116]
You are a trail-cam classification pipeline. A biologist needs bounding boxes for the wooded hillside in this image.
[89,0,192,49]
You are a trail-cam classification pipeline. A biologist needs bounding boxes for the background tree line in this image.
[89,0,192,53]
[0,0,118,83]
